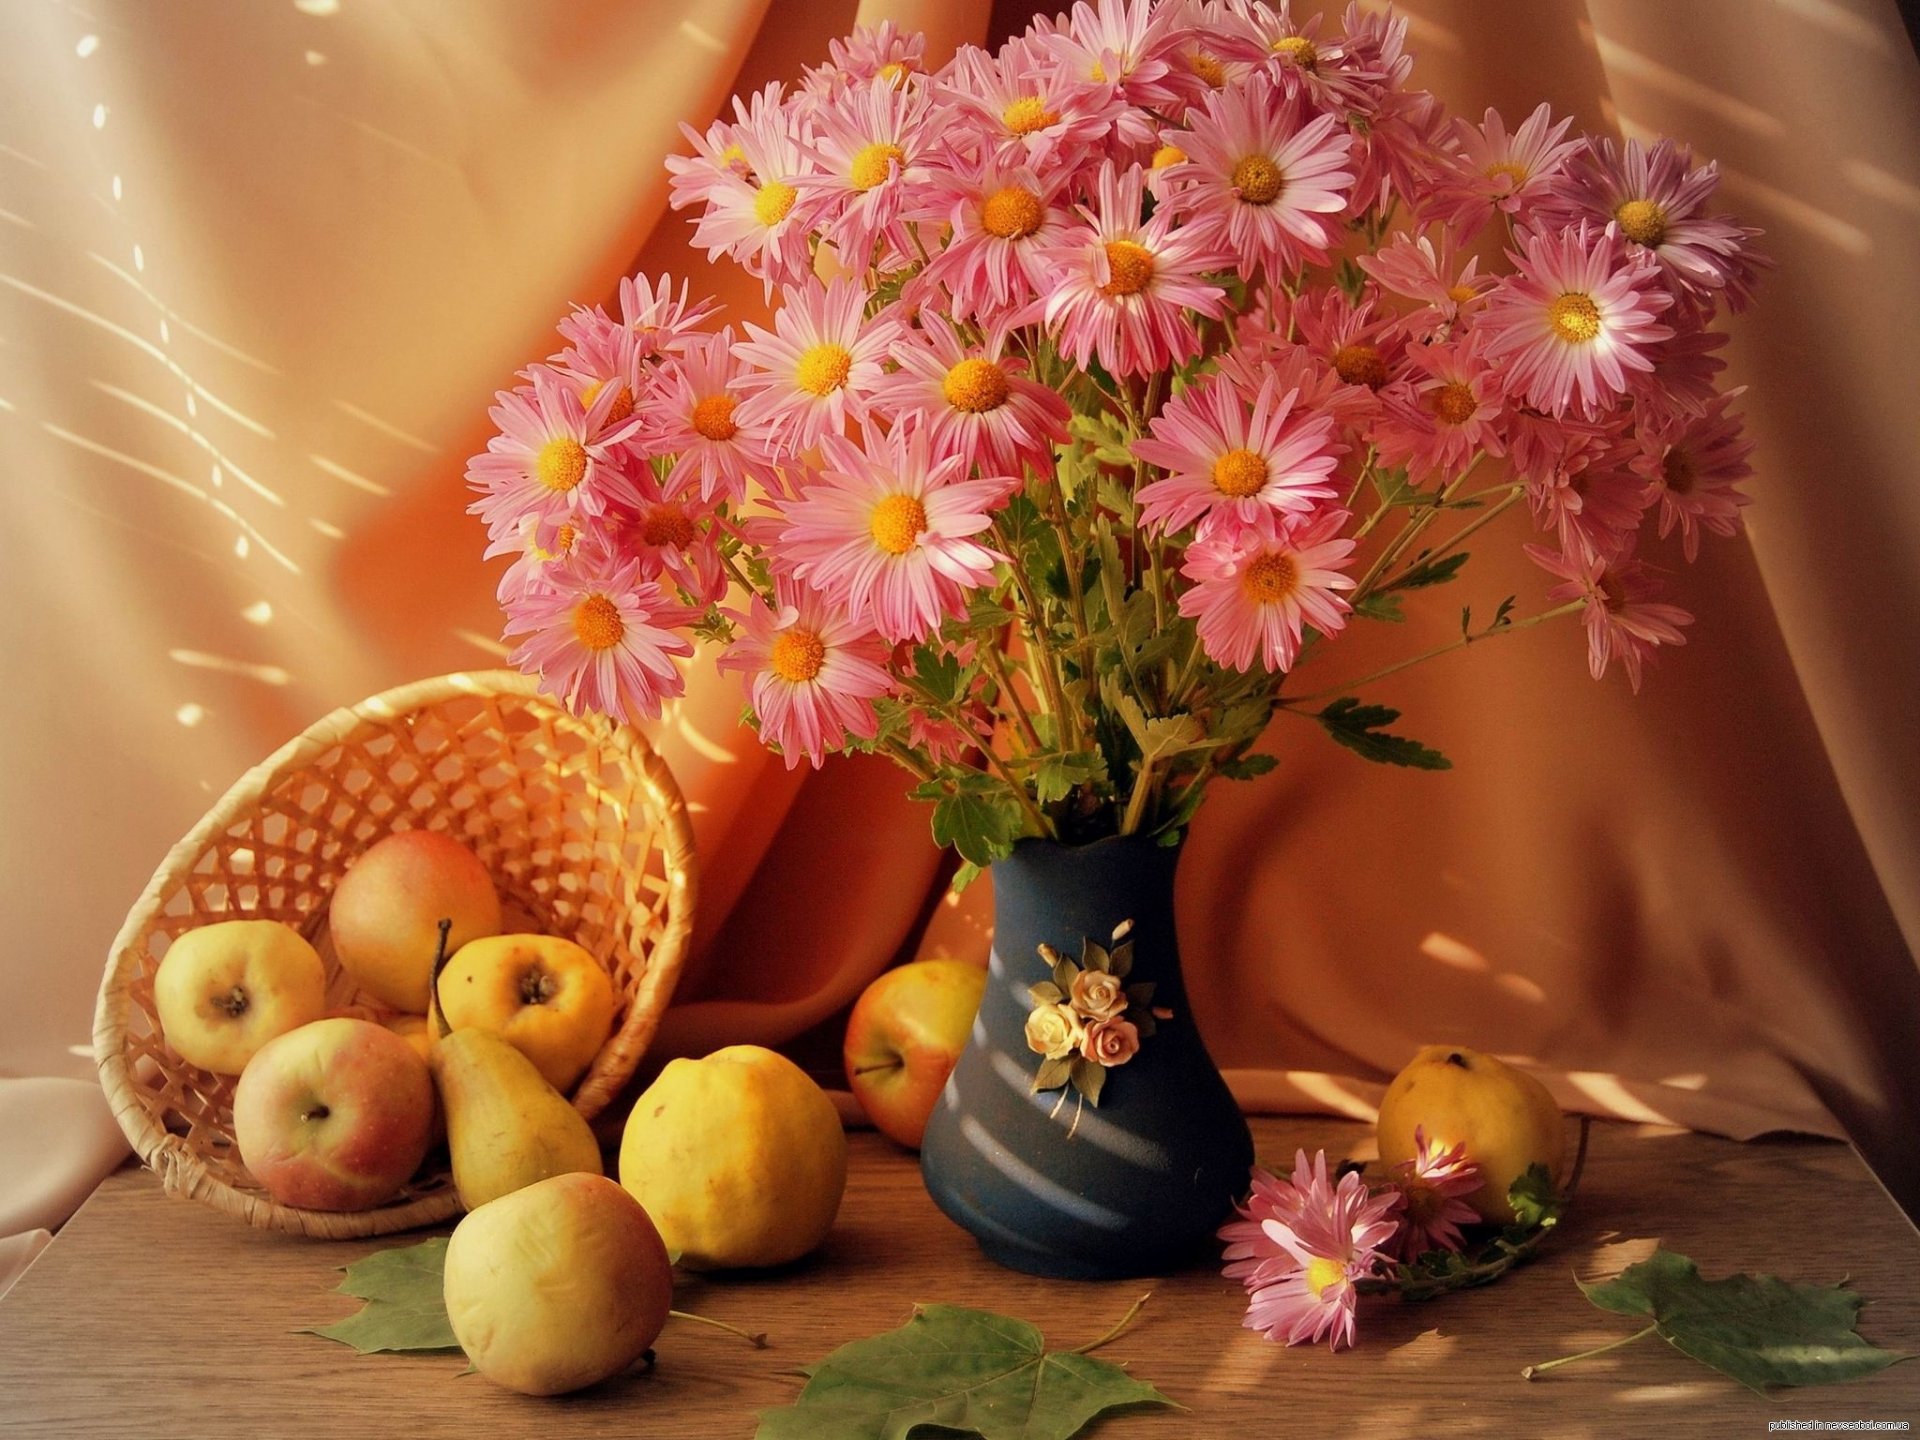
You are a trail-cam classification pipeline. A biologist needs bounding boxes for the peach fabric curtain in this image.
[3,0,1917,1228]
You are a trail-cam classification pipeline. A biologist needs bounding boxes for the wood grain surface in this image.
[2,1117,1916,1439]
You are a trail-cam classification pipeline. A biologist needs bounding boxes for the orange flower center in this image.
[1431,382,1478,426]
[1614,197,1669,247]
[1242,552,1301,604]
[795,342,853,396]
[1231,154,1285,205]
[942,358,1011,414]
[691,393,738,441]
[1098,240,1156,298]
[849,142,905,192]
[581,378,635,427]
[1332,343,1388,389]
[571,594,624,651]
[1001,96,1060,135]
[529,522,576,563]
[1548,293,1602,344]
[981,185,1045,239]
[535,437,588,493]
[1189,49,1227,87]
[1271,36,1320,71]
[753,180,797,227]
[1150,143,1188,170]
[1484,160,1530,188]
[769,627,827,683]
[1211,448,1268,497]
[869,493,928,555]
[1447,281,1480,304]
[876,60,914,87]
[1662,447,1696,495]
[641,504,696,549]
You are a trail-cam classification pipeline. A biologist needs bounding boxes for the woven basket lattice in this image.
[93,669,697,1239]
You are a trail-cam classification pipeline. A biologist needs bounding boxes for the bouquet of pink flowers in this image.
[467,0,1763,869]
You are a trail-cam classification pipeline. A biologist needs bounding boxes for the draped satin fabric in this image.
[2,0,1916,1222]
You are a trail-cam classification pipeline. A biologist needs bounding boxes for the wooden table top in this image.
[3,1116,1917,1438]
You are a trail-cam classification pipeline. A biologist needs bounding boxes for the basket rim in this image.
[92,667,699,1239]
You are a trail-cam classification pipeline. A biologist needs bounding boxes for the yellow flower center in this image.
[1001,96,1060,135]
[849,141,905,192]
[535,437,588,493]
[529,522,576,563]
[1098,239,1156,298]
[1271,36,1320,72]
[942,358,1011,414]
[753,180,798,227]
[1432,382,1478,425]
[1150,143,1188,170]
[876,60,913,87]
[1242,551,1301,604]
[583,378,635,427]
[1548,292,1603,344]
[571,594,624,652]
[1332,342,1388,389]
[1485,160,1530,188]
[769,627,827,683]
[691,393,739,441]
[641,504,696,549]
[1305,1256,1346,1298]
[1211,448,1268,497]
[1614,197,1669,247]
[1447,281,1480,304]
[1189,50,1227,87]
[1231,154,1285,205]
[795,342,854,396]
[981,185,1045,239]
[718,142,749,174]
[869,493,928,555]
[1662,447,1695,495]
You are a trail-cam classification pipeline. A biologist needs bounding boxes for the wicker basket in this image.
[93,669,697,1238]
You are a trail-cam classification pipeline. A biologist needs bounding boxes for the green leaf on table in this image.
[1506,1163,1562,1231]
[1316,697,1451,770]
[301,1237,460,1355]
[754,1303,1175,1440]
[1545,1248,1912,1394]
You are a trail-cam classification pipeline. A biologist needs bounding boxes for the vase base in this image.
[962,1222,1216,1282]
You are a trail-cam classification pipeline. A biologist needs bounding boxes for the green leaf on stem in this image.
[1033,751,1108,807]
[1371,467,1424,507]
[1354,592,1407,623]
[911,645,965,706]
[1316,697,1452,770]
[1390,551,1471,591]
[928,789,1021,866]
[1217,753,1280,781]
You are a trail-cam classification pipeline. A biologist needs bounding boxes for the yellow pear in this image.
[430,1028,603,1211]
[1376,1044,1566,1224]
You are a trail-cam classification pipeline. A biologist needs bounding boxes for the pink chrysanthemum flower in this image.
[547,305,650,442]
[910,157,1073,327]
[806,20,928,94]
[1234,1149,1403,1351]
[467,367,644,541]
[647,330,778,505]
[1132,371,1342,535]
[503,555,699,725]
[1177,507,1357,673]
[733,276,903,453]
[937,38,1123,173]
[1527,542,1693,692]
[1371,333,1506,484]
[1214,3,1379,115]
[1478,221,1675,418]
[1158,70,1355,280]
[1287,287,1405,420]
[668,83,821,294]
[1041,161,1228,378]
[716,582,894,768]
[1214,336,1379,436]
[875,315,1072,480]
[799,79,937,265]
[1219,1162,1309,1292]
[607,273,718,365]
[485,513,584,606]
[1356,230,1493,337]
[592,474,727,607]
[1041,0,1186,145]
[775,428,1017,643]
[1527,442,1647,566]
[1389,1127,1481,1261]
[1545,136,1768,314]
[1630,388,1753,562]
[1427,103,1582,235]
[1624,324,1729,424]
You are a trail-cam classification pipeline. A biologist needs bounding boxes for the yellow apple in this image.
[152,919,328,1075]
[433,934,615,1093]
[328,830,501,1013]
[843,959,986,1149]
[443,1172,673,1396]
[619,1045,845,1270]
[1376,1044,1566,1223]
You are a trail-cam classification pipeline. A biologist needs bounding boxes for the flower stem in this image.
[1522,1324,1658,1380]
[1282,600,1584,706]
[1072,1293,1152,1355]
[667,1309,768,1349]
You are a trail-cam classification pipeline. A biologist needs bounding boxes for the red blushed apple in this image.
[232,1017,435,1212]
[843,959,987,1150]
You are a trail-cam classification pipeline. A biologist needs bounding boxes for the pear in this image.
[427,921,602,1211]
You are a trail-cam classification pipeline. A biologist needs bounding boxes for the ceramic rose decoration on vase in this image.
[465,0,1764,1279]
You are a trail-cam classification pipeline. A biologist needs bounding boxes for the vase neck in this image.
[989,835,1184,992]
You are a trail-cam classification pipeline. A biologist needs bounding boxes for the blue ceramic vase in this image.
[919,834,1254,1279]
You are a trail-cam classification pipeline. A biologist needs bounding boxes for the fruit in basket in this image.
[432,934,615,1093]
[1376,1044,1567,1223]
[152,919,329,1075]
[443,1172,673,1396]
[231,1016,435,1211]
[328,830,501,1013]
[843,959,986,1149]
[619,1045,846,1270]
[432,1023,602,1210]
